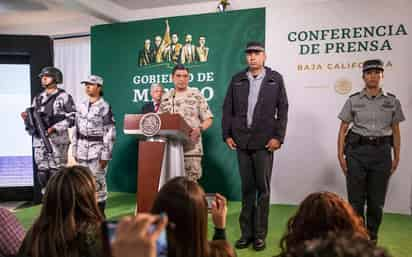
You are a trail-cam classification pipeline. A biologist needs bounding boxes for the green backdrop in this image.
[91,8,265,200]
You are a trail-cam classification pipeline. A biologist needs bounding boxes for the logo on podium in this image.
[140,113,162,137]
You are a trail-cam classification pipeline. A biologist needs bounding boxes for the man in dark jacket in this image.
[222,41,288,251]
[141,83,164,114]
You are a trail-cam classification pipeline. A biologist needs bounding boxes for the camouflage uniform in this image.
[72,98,116,203]
[32,89,76,184]
[159,87,213,180]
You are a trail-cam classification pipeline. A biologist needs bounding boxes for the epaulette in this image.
[349,92,360,97]
[386,92,396,98]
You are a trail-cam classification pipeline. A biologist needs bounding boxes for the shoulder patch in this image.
[387,92,396,98]
[349,92,360,97]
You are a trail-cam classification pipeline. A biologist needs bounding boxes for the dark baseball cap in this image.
[362,59,384,73]
[245,41,265,53]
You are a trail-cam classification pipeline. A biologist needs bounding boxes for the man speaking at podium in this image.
[159,64,213,181]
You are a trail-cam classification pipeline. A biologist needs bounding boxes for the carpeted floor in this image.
[13,192,412,257]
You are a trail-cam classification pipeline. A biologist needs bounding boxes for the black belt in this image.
[78,133,103,142]
[349,132,392,146]
[359,136,391,146]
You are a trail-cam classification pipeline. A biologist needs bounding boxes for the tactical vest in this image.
[35,89,66,128]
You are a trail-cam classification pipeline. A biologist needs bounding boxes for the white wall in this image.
[264,0,412,215]
[54,0,412,214]
[54,36,91,104]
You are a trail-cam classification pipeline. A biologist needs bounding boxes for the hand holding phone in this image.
[210,193,227,229]
[205,193,216,211]
[104,214,168,257]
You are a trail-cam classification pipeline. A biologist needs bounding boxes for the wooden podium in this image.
[124,113,191,212]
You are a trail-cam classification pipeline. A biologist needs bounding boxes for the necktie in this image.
[154,103,160,112]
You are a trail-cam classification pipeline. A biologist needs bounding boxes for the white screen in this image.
[0,64,33,187]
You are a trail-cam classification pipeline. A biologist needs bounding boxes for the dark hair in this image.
[290,232,391,257]
[99,85,103,96]
[151,176,210,257]
[20,166,103,257]
[277,192,368,257]
[172,64,189,75]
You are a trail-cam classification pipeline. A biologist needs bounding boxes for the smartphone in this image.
[102,220,168,257]
[205,193,216,211]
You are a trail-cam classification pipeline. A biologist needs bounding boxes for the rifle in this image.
[25,107,53,153]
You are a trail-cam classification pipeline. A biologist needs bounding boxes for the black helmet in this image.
[38,66,63,84]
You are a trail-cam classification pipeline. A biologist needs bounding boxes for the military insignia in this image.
[140,113,162,137]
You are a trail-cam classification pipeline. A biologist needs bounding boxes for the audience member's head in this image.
[277,191,368,257]
[291,232,391,257]
[19,165,104,257]
[209,240,237,257]
[151,176,210,257]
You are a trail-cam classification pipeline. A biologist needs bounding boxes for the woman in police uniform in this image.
[337,59,405,243]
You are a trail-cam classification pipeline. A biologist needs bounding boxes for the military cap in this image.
[245,41,265,53]
[362,59,384,73]
[81,75,104,86]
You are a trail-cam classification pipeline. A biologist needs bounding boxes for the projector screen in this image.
[0,64,34,187]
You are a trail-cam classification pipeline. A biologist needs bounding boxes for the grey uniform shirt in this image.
[247,69,266,127]
[338,89,405,136]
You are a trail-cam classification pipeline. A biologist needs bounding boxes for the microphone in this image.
[171,89,176,113]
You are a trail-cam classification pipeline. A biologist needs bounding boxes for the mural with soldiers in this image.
[138,20,209,67]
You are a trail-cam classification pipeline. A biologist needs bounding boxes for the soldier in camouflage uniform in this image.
[159,64,213,181]
[21,67,76,193]
[72,75,116,215]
